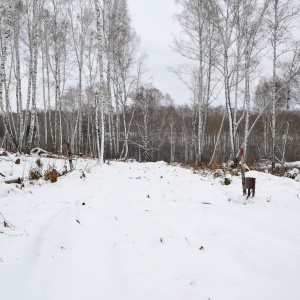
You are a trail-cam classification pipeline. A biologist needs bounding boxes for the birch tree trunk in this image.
[94,91,101,160]
[244,45,251,160]
[94,0,105,164]
[67,0,92,154]
[45,25,54,149]
[114,87,121,155]
[103,0,115,159]
[269,0,298,171]
[106,58,115,159]
[54,51,59,152]
[224,48,235,159]
[27,0,39,149]
[21,4,34,151]
[271,0,279,171]
[209,110,226,166]
[0,0,19,151]
[13,0,23,148]
[41,37,47,148]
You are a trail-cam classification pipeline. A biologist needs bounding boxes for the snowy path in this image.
[1,161,300,300]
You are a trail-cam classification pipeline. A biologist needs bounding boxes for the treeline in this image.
[1,86,299,165]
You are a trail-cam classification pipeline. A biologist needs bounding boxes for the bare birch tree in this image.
[67,0,93,154]
[27,0,39,149]
[267,0,299,170]
[173,0,219,163]
[94,0,105,164]
[0,0,20,151]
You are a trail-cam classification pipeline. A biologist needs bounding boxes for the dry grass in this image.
[271,166,288,177]
[208,160,220,171]
[36,158,43,168]
[44,167,59,183]
[29,169,42,181]
[182,159,242,180]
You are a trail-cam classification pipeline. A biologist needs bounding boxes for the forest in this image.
[0,0,300,169]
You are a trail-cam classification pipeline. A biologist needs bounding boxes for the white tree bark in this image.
[0,0,19,151]
[94,0,105,164]
[94,91,101,160]
[269,0,298,170]
[27,0,39,149]
[271,0,279,171]
[13,0,23,148]
[44,23,54,149]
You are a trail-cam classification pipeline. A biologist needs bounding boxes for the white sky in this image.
[127,0,191,106]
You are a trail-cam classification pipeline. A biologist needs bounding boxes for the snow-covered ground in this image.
[1,153,300,300]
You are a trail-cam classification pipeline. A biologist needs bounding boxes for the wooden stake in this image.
[240,148,246,195]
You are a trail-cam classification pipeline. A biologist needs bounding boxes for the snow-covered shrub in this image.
[284,168,300,180]
[213,168,224,178]
[229,168,239,176]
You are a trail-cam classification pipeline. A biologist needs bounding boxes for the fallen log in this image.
[4,176,22,184]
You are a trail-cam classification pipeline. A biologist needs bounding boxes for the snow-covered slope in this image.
[0,159,299,300]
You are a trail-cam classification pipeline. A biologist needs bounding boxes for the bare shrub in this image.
[199,161,207,169]
[44,167,59,183]
[36,158,43,168]
[29,168,42,181]
[190,161,199,170]
[272,166,288,177]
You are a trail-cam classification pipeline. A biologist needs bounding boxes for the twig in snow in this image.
[0,212,26,236]
[0,212,14,229]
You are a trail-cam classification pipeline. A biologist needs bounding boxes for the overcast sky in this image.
[127,0,191,105]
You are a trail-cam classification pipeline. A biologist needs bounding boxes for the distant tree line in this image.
[0,0,300,168]
[1,84,299,165]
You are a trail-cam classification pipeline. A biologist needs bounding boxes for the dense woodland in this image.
[0,0,300,169]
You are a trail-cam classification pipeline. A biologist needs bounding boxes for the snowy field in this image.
[1,152,300,300]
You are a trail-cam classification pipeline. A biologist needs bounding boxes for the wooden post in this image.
[240,148,246,195]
